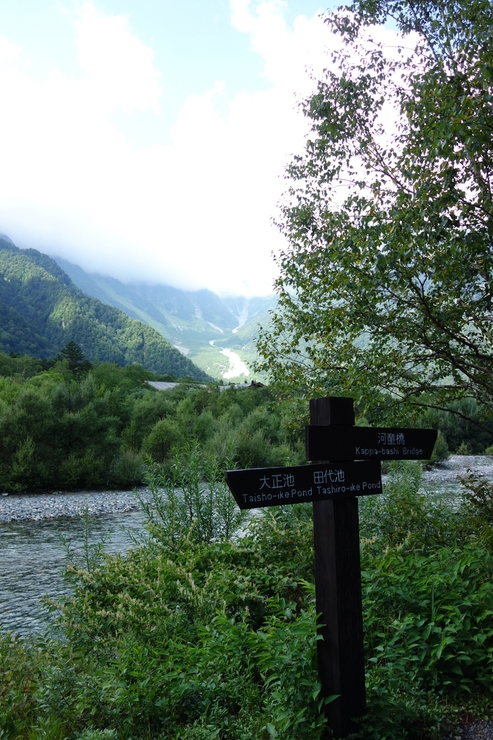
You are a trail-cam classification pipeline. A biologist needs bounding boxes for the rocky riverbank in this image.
[421,454,493,487]
[0,489,146,523]
[1,455,492,524]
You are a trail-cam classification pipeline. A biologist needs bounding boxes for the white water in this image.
[221,348,250,379]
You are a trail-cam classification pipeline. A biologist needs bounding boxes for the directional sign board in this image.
[306,425,437,462]
[225,460,382,509]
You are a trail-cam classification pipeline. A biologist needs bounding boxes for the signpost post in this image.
[309,397,366,740]
[225,397,437,739]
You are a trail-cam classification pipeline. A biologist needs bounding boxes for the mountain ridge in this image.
[0,237,211,381]
[54,256,277,379]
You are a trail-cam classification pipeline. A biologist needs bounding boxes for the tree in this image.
[143,417,184,463]
[57,340,92,376]
[256,0,493,423]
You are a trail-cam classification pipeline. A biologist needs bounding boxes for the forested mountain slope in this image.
[55,256,277,378]
[0,238,211,381]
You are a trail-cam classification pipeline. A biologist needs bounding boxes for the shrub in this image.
[36,483,323,738]
[0,632,41,735]
[109,448,144,487]
[142,417,184,463]
[359,461,462,551]
[142,443,247,545]
[363,542,493,697]
[428,430,450,465]
[3,444,493,739]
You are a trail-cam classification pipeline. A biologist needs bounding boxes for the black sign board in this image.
[306,425,437,462]
[225,460,382,509]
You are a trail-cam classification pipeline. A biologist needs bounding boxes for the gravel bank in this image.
[421,454,493,487]
[0,489,147,523]
[444,719,493,740]
[1,455,492,524]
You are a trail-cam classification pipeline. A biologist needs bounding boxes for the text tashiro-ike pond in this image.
[226,461,382,509]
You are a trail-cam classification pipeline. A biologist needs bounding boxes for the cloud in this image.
[230,0,328,90]
[75,2,161,114]
[0,1,345,296]
[0,35,23,66]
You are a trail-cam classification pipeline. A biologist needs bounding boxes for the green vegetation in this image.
[2,1,493,734]
[0,348,303,492]
[2,459,493,738]
[1,347,493,735]
[1,338,493,492]
[256,0,493,423]
[0,238,210,381]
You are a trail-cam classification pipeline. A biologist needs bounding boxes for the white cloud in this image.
[76,2,161,114]
[0,0,383,296]
[0,35,23,66]
[230,0,328,91]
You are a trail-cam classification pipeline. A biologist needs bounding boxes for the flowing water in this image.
[0,504,147,636]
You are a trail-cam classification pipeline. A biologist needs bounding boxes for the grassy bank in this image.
[1,456,493,739]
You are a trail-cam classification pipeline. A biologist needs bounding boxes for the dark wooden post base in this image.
[310,398,366,739]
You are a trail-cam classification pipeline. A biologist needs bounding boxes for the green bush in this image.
[109,448,144,487]
[428,430,450,465]
[3,446,493,738]
[142,444,247,545]
[0,633,41,735]
[142,417,184,463]
[31,476,323,739]
[363,543,493,695]
[359,461,461,550]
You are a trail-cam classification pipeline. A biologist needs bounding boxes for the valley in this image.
[55,257,277,380]
[0,236,211,381]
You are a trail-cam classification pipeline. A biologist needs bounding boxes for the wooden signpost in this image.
[225,397,437,739]
[306,424,437,463]
[225,460,382,508]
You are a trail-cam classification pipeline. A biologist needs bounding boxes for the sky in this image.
[0,0,349,296]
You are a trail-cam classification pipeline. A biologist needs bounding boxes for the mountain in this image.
[54,257,277,379]
[0,237,211,381]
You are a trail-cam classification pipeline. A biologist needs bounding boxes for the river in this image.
[1,455,491,637]
[0,496,147,636]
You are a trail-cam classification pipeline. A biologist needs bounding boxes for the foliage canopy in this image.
[256,0,493,421]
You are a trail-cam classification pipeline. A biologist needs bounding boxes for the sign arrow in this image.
[306,425,437,462]
[225,460,382,509]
